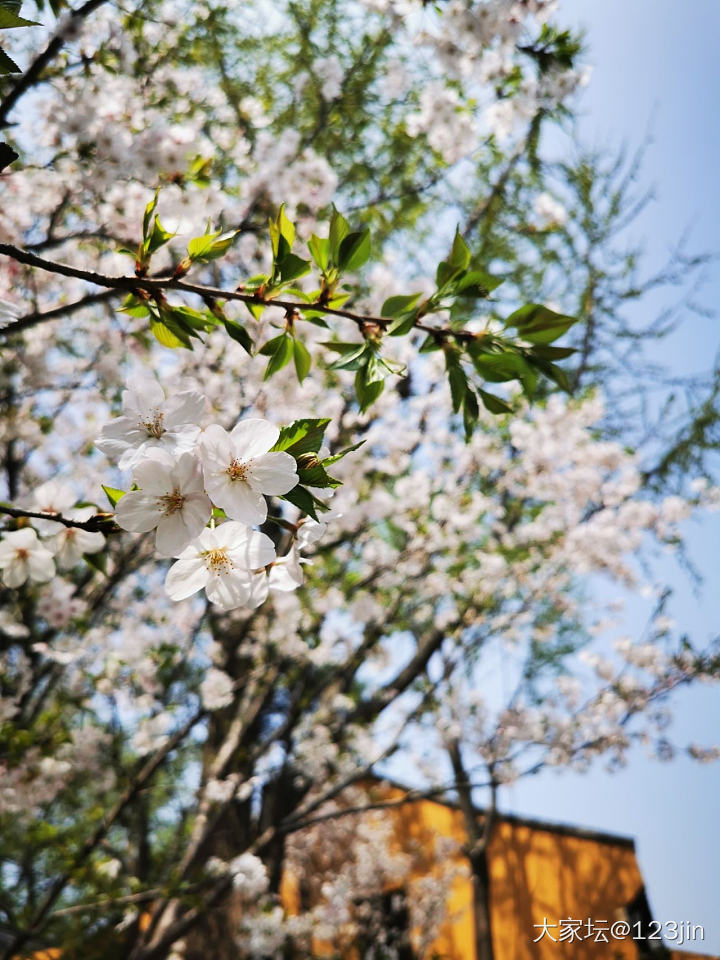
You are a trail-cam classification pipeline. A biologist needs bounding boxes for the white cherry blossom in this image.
[199,420,298,526]
[97,374,205,470]
[115,450,212,556]
[31,480,77,535]
[165,521,276,609]
[200,667,235,711]
[48,509,105,569]
[0,528,55,587]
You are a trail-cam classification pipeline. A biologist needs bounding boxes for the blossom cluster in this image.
[95,373,326,611]
[0,479,106,592]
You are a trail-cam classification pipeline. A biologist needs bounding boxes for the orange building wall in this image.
[488,818,645,960]
[299,781,652,960]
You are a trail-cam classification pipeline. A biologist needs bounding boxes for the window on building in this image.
[355,887,415,960]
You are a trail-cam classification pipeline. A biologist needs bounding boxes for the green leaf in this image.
[308,234,330,271]
[365,353,385,385]
[320,439,365,467]
[324,341,369,371]
[262,333,294,379]
[528,344,577,360]
[246,301,265,321]
[455,269,503,298]
[469,350,537,395]
[150,319,190,349]
[436,229,471,288]
[447,364,467,414]
[0,47,21,74]
[258,334,285,356]
[0,9,39,27]
[280,485,329,522]
[0,141,19,172]
[328,206,350,262]
[381,293,422,318]
[293,338,312,383]
[355,368,384,411]
[296,457,341,489]
[527,355,571,392]
[479,389,513,414]
[162,304,211,333]
[419,335,441,353]
[463,386,479,441]
[142,190,160,240]
[145,216,175,256]
[338,229,371,272]
[119,294,151,318]
[448,229,471,272]
[223,319,253,354]
[385,314,417,337]
[505,303,576,344]
[321,341,365,356]
[83,551,107,576]
[187,228,238,263]
[269,204,296,260]
[278,253,311,282]
[102,486,125,508]
[272,418,331,456]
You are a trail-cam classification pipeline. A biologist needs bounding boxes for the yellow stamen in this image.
[158,489,185,516]
[226,458,250,482]
[202,548,234,577]
[140,411,165,439]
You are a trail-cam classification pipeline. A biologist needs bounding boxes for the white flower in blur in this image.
[204,776,237,804]
[97,374,205,470]
[131,713,170,756]
[36,580,86,628]
[199,420,297,526]
[48,509,105,569]
[115,451,211,556]
[165,521,276,609]
[96,858,122,880]
[0,528,55,587]
[228,852,268,898]
[533,191,567,227]
[313,55,343,100]
[200,667,235,711]
[31,480,77,535]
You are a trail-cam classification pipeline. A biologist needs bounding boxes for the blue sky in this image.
[503,1,720,953]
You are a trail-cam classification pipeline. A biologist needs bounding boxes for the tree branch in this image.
[0,503,117,532]
[0,243,486,345]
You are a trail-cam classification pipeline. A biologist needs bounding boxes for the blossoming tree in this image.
[0,1,718,959]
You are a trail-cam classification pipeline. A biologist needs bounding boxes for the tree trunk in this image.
[447,739,496,960]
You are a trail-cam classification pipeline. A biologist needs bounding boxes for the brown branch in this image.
[0,503,118,532]
[0,243,483,344]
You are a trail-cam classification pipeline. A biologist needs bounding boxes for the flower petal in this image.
[230,419,279,459]
[247,452,298,495]
[27,548,55,583]
[155,515,194,557]
[116,493,163,533]
[218,481,267,525]
[123,374,165,416]
[205,570,252,609]
[2,560,28,588]
[164,389,206,429]
[165,557,209,601]
[132,450,178,492]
